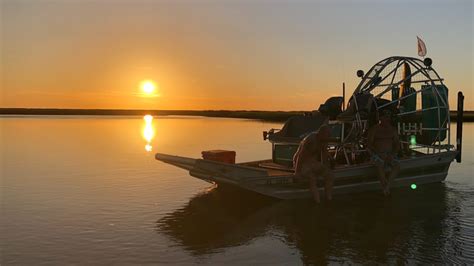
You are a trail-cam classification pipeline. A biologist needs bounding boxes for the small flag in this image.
[417,36,427,57]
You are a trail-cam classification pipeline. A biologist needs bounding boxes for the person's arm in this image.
[293,140,305,171]
[293,146,306,172]
[293,134,312,170]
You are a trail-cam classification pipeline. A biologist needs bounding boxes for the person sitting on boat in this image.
[293,124,334,203]
[367,110,401,195]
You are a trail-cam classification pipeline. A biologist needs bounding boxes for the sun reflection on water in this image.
[142,115,155,152]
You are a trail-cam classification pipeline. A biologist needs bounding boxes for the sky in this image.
[1,0,473,110]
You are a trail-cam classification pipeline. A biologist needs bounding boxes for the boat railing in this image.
[354,57,451,156]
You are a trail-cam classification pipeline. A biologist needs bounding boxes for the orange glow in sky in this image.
[1,1,472,110]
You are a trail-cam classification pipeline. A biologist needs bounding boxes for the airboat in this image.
[155,56,465,199]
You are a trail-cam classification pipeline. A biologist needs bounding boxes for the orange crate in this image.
[201,150,236,164]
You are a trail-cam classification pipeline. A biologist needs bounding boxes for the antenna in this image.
[342,82,346,111]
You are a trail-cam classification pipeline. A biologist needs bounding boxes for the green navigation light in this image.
[410,135,417,146]
[411,184,417,190]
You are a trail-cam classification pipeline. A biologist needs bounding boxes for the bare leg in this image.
[375,165,388,195]
[324,171,334,201]
[385,163,400,195]
[309,175,321,203]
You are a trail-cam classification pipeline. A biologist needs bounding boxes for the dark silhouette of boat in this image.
[156,56,464,199]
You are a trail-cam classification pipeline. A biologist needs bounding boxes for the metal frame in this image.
[265,56,453,166]
[353,56,451,154]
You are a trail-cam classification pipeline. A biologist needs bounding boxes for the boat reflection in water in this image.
[157,184,466,264]
[142,115,155,152]
[158,185,275,255]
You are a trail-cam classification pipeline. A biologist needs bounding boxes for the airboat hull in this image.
[155,151,457,200]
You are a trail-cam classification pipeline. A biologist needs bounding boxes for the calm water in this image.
[1,116,473,265]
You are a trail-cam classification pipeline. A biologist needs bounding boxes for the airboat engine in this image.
[264,56,458,167]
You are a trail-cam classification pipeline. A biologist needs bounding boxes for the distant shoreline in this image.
[0,108,473,122]
[0,108,304,122]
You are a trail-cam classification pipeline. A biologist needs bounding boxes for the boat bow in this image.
[155,153,197,172]
[155,153,270,184]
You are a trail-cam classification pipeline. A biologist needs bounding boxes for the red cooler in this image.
[201,150,236,164]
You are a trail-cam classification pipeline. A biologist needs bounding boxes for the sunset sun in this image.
[140,80,157,95]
